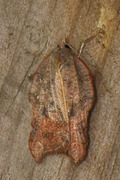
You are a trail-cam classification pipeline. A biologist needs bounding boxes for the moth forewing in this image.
[29,45,94,164]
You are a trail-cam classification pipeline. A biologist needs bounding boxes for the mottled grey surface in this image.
[0,0,120,180]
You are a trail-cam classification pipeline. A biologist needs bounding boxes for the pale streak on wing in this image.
[49,59,59,117]
[54,61,69,123]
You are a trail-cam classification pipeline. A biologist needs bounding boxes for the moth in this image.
[29,44,94,164]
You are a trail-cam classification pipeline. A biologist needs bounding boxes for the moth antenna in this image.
[79,28,104,57]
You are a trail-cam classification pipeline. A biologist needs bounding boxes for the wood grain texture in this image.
[0,0,120,179]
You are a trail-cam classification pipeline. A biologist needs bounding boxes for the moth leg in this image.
[79,28,104,57]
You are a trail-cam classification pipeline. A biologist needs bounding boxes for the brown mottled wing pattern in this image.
[68,57,94,164]
[29,46,94,164]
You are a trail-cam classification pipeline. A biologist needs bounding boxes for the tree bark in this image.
[0,0,120,179]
